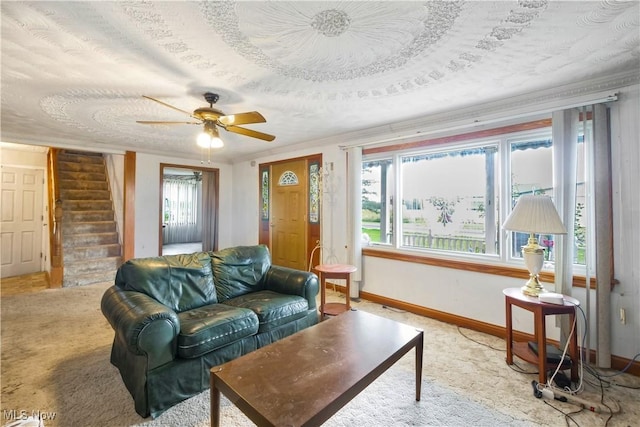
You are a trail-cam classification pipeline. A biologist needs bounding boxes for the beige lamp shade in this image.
[503,195,567,235]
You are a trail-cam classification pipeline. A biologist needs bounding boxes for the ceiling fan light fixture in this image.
[197,122,224,148]
[197,132,213,148]
[209,135,224,148]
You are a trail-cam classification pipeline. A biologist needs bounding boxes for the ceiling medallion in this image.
[201,1,462,82]
[310,9,351,37]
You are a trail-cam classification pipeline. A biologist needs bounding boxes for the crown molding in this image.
[236,69,639,162]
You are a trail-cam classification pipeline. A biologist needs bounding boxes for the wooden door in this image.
[1,166,44,278]
[271,160,307,270]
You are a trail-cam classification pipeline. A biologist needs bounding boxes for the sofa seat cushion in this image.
[224,290,309,333]
[177,304,258,359]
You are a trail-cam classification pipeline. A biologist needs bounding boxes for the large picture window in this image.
[362,119,591,269]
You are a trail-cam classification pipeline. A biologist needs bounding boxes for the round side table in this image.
[503,287,580,385]
[314,264,357,319]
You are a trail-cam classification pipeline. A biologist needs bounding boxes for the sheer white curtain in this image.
[552,109,578,298]
[592,104,613,368]
[552,109,579,355]
[163,176,201,244]
[347,147,363,298]
[553,104,614,368]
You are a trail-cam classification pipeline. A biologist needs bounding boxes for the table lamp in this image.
[502,195,567,296]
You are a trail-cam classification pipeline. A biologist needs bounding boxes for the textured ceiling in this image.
[1,1,639,163]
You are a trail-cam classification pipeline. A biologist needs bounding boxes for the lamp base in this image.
[521,274,547,297]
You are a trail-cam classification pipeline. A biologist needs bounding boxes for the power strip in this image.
[538,292,564,305]
[531,381,620,414]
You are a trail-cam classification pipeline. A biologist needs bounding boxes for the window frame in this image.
[361,118,592,285]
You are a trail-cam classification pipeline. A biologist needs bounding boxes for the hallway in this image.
[162,242,203,256]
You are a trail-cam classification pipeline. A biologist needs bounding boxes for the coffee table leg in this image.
[415,330,424,401]
[211,378,220,427]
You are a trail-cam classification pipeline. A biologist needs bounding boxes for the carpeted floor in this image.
[1,282,638,426]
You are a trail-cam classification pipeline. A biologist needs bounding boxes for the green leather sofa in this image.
[101,245,319,418]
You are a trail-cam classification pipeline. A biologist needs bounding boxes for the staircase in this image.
[58,151,122,287]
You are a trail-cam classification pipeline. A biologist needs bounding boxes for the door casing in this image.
[158,163,219,256]
[259,154,321,271]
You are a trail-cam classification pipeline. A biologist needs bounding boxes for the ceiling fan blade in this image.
[224,125,275,142]
[218,111,266,126]
[142,95,195,117]
[136,120,201,125]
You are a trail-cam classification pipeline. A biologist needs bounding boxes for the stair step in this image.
[64,256,121,276]
[59,179,108,191]
[63,269,117,287]
[63,232,118,247]
[58,161,105,174]
[62,221,116,234]
[58,170,107,181]
[60,189,111,200]
[64,210,114,222]
[63,243,121,261]
[62,200,113,211]
[58,152,104,164]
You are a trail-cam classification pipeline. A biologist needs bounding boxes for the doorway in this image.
[0,166,45,278]
[159,164,219,256]
[259,154,321,270]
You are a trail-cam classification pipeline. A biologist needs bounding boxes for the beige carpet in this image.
[1,282,638,426]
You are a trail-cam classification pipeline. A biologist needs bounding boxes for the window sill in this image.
[362,247,595,289]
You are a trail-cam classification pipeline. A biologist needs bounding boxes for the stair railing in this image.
[47,148,63,287]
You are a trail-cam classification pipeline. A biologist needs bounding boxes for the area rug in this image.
[2,282,637,426]
[133,365,531,427]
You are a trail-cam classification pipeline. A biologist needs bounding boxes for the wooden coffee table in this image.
[210,309,424,426]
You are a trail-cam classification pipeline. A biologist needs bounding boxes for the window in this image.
[362,158,393,244]
[508,134,553,261]
[400,144,498,254]
[361,118,591,269]
[163,175,201,244]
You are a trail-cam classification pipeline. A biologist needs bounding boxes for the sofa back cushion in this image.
[210,245,271,302]
[115,252,217,312]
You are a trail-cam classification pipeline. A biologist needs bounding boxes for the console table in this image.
[503,287,579,385]
[314,263,357,319]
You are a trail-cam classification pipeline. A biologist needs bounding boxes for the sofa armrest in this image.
[101,285,180,369]
[264,266,319,310]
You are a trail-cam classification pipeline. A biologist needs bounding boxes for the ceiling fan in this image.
[137,92,275,146]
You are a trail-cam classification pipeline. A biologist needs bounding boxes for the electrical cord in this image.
[591,353,640,378]
[540,399,581,427]
[456,326,505,352]
[381,305,406,313]
[507,361,538,375]
[307,241,321,272]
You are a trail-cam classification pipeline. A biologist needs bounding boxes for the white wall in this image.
[230,160,261,247]
[104,154,125,245]
[230,85,640,361]
[134,153,233,257]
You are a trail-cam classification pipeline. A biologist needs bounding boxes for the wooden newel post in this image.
[50,199,63,287]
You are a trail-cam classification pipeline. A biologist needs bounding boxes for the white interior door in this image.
[1,166,44,278]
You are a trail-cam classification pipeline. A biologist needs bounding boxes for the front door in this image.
[271,160,307,270]
[1,166,44,278]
